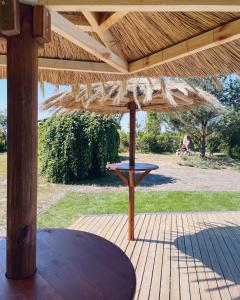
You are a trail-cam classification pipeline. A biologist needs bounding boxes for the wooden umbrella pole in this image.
[129,101,136,167]
[128,101,136,240]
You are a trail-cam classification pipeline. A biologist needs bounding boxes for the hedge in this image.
[39,113,120,184]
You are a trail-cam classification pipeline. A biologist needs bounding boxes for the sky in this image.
[0,79,146,131]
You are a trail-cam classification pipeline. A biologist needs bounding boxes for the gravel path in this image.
[70,153,240,192]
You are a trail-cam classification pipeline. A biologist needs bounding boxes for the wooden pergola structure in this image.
[0,0,240,298]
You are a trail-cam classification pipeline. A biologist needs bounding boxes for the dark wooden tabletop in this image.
[0,229,136,300]
[107,162,159,172]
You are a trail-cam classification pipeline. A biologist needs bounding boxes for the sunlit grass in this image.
[38,191,240,228]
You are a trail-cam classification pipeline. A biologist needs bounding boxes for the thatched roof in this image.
[1,11,240,84]
[42,78,222,114]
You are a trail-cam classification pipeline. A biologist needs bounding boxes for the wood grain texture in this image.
[107,162,159,241]
[0,0,20,36]
[6,4,38,279]
[72,212,240,300]
[0,229,136,299]
[129,101,137,167]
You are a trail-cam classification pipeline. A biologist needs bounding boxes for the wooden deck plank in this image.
[206,213,240,295]
[188,213,223,300]
[201,213,240,299]
[138,214,162,300]
[159,214,171,300]
[70,212,240,300]
[196,213,233,300]
[182,213,202,300]
[176,214,191,300]
[75,215,104,232]
[88,215,113,235]
[98,214,121,238]
[104,215,126,241]
[115,215,134,248]
[134,214,157,299]
[126,214,150,260]
[210,213,240,272]
[148,214,167,300]
[130,215,151,267]
[169,213,180,300]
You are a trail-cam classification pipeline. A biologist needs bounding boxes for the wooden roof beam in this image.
[129,18,240,73]
[49,10,128,73]
[82,11,127,60]
[60,13,94,32]
[0,54,121,73]
[22,0,240,12]
[99,12,128,31]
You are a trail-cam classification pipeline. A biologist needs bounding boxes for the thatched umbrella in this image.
[43,77,221,239]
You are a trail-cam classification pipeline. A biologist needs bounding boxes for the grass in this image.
[38,191,240,228]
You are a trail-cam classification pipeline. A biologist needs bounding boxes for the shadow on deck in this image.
[71,212,240,300]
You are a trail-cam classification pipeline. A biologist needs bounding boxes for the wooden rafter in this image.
[60,13,93,32]
[50,10,128,73]
[82,11,126,60]
[29,0,240,12]
[99,12,128,31]
[129,18,240,73]
[0,54,121,73]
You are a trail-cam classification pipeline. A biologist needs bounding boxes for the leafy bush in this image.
[216,111,240,159]
[137,132,182,153]
[119,130,129,152]
[137,132,158,153]
[39,113,120,184]
[157,133,182,153]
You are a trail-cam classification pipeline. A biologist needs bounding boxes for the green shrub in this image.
[137,131,182,153]
[119,130,129,152]
[137,132,158,153]
[156,133,182,153]
[39,113,120,184]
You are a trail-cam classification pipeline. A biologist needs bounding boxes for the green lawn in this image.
[38,191,240,228]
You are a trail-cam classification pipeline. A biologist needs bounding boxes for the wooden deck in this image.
[70,212,240,300]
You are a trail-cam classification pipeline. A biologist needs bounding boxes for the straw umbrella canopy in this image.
[42,78,221,165]
[42,78,221,113]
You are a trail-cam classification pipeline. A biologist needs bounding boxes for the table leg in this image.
[128,171,135,240]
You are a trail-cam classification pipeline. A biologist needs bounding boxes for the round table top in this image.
[107,162,159,171]
[0,229,136,300]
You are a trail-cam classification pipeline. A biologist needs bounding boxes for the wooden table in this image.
[0,229,136,300]
[107,162,159,240]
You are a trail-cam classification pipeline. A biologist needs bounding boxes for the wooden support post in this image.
[128,101,136,167]
[128,100,137,240]
[128,170,135,241]
[6,4,50,280]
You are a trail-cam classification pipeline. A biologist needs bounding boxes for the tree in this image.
[164,106,220,158]
[145,112,161,135]
[214,110,240,159]
[0,111,7,152]
[188,75,240,111]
